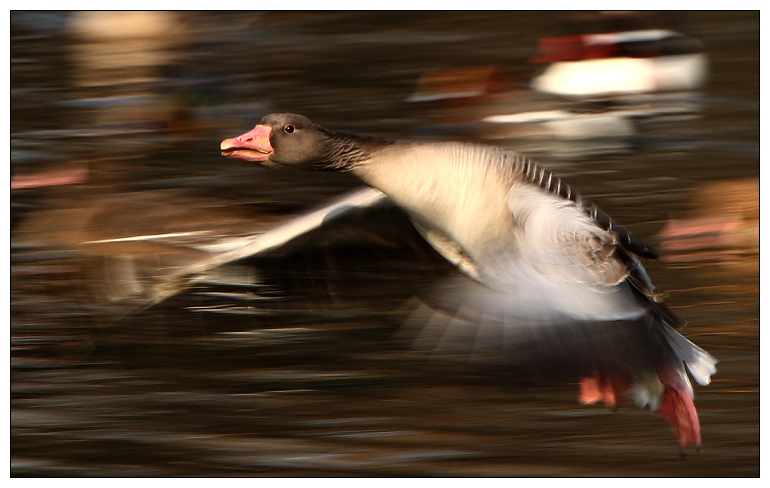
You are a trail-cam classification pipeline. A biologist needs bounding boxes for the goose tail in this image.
[654,324,717,452]
[579,321,716,452]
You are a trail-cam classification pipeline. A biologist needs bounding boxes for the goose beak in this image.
[220,124,274,162]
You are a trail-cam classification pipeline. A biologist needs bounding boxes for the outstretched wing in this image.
[14,187,391,312]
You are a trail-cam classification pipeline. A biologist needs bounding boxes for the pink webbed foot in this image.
[579,371,628,408]
[656,381,702,453]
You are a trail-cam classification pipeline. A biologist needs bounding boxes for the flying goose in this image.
[220,113,717,452]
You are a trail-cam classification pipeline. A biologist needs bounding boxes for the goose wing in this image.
[15,187,391,311]
[397,150,704,373]
[427,153,680,327]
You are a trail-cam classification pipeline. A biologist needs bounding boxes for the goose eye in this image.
[284,125,295,134]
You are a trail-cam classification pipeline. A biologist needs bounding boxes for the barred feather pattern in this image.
[313,128,394,172]
[510,154,656,259]
[502,151,680,325]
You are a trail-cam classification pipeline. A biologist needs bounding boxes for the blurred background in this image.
[10,11,758,476]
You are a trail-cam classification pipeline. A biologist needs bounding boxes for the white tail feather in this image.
[662,323,718,387]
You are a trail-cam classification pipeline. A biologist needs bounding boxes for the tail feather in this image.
[552,318,716,453]
[662,323,718,387]
[651,324,717,452]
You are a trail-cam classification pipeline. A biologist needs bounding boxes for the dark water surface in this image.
[10,12,759,476]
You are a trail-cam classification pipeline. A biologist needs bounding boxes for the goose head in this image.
[220,113,328,168]
[221,113,393,171]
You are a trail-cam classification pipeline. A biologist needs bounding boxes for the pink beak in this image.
[220,124,274,162]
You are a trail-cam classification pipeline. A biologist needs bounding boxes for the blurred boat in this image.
[408,68,700,154]
[530,29,709,97]
[406,31,706,151]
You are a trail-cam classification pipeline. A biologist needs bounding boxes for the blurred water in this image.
[10,11,759,476]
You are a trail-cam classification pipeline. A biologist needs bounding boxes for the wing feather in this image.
[503,154,682,327]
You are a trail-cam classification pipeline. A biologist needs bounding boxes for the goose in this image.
[220,112,717,452]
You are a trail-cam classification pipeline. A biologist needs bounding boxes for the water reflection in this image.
[10,11,758,476]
